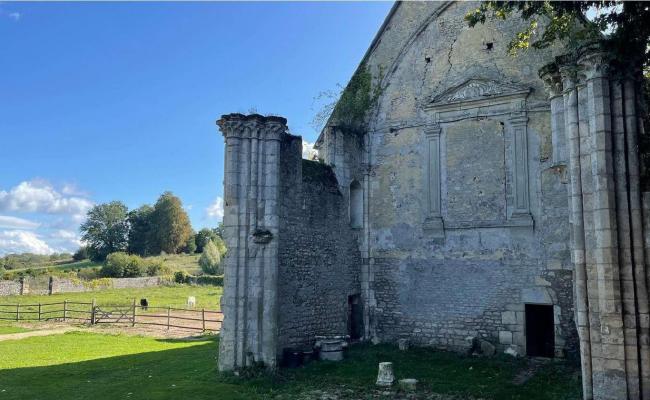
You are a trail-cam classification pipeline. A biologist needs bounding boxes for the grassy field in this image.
[7,254,202,275]
[0,331,582,400]
[0,285,222,311]
[0,324,31,334]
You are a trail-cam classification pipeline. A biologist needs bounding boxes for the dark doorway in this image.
[347,294,363,340]
[525,304,555,357]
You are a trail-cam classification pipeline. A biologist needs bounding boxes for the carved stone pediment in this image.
[427,79,531,109]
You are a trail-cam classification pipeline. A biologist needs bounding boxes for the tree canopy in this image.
[150,191,193,254]
[199,239,222,275]
[80,201,130,261]
[465,1,650,70]
[127,205,155,257]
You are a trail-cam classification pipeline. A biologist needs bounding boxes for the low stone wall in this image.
[0,276,164,296]
[0,280,21,296]
[112,277,162,289]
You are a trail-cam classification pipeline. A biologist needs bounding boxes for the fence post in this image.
[202,308,205,331]
[15,303,19,321]
[167,306,170,331]
[63,300,67,322]
[38,303,41,321]
[132,298,136,327]
[91,299,96,325]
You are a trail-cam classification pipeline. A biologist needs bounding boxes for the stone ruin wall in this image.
[277,134,362,351]
[317,1,578,358]
[217,114,362,370]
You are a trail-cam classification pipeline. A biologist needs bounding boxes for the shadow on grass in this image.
[0,335,582,400]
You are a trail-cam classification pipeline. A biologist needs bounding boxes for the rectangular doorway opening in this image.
[347,294,363,341]
[525,304,554,358]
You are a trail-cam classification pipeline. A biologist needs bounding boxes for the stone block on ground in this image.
[376,362,395,387]
[398,378,418,391]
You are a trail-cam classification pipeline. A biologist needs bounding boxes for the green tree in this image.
[212,235,227,257]
[80,201,129,261]
[195,228,219,253]
[199,239,222,275]
[182,233,197,254]
[150,192,193,254]
[464,2,650,69]
[72,246,89,261]
[127,205,154,256]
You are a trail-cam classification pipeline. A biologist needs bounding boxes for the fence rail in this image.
[0,300,222,332]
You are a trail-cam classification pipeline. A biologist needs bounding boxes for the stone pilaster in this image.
[581,51,629,400]
[541,65,568,165]
[546,47,650,400]
[558,62,594,400]
[217,113,286,371]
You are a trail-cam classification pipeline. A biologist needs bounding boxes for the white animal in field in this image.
[187,296,196,308]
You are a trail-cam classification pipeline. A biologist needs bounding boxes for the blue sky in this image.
[0,1,393,255]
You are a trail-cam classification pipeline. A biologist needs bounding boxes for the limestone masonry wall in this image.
[277,135,362,351]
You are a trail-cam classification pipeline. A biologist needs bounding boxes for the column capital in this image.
[558,64,578,92]
[217,113,288,140]
[539,63,563,99]
[578,51,610,81]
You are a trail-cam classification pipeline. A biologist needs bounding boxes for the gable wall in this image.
[355,1,577,356]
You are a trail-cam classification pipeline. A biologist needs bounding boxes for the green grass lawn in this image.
[0,284,221,309]
[0,331,581,400]
[0,325,30,334]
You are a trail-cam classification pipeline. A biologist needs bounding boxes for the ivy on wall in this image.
[328,65,382,138]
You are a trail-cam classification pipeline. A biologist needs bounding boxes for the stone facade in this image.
[216,3,650,400]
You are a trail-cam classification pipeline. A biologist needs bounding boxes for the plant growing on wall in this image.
[312,65,382,138]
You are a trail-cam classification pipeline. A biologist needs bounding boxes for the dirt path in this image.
[0,326,81,341]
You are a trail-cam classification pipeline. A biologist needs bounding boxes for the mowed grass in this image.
[0,324,30,334]
[0,285,222,310]
[0,331,582,400]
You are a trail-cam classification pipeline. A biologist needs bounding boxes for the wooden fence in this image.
[0,300,222,332]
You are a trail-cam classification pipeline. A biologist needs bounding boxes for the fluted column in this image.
[558,62,594,399]
[580,50,629,400]
[217,113,287,371]
[541,65,568,165]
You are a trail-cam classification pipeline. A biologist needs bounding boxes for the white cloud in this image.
[0,215,40,230]
[0,180,93,219]
[48,229,82,253]
[302,140,318,160]
[0,230,54,256]
[206,197,224,220]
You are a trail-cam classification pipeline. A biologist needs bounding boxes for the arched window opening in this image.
[350,180,363,229]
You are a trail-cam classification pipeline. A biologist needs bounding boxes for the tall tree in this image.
[80,201,129,261]
[195,227,219,253]
[150,192,193,254]
[199,239,222,275]
[127,205,154,256]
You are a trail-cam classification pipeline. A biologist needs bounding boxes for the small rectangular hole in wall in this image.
[525,304,555,357]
